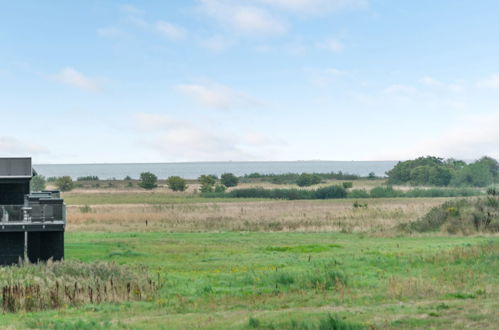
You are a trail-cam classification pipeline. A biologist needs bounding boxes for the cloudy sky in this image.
[1,0,498,164]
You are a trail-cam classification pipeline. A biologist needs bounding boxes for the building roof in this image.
[0,158,32,179]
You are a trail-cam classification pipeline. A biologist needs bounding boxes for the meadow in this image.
[1,181,498,329]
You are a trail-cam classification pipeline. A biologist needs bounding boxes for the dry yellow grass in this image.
[67,198,445,233]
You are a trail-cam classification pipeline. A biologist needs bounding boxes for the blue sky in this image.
[1,0,498,164]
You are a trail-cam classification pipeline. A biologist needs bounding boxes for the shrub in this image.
[296,173,321,187]
[166,176,187,192]
[124,175,132,181]
[220,173,239,187]
[313,185,347,199]
[55,176,74,192]
[214,184,226,193]
[369,186,402,198]
[403,197,499,234]
[342,182,353,189]
[198,174,216,192]
[76,176,99,181]
[139,172,158,190]
[348,189,370,198]
[30,175,46,192]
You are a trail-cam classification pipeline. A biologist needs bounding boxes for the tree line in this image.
[386,156,498,187]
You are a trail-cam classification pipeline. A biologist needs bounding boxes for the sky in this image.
[1,0,498,164]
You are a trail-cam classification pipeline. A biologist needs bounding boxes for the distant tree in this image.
[368,172,377,180]
[296,173,321,187]
[387,156,445,185]
[199,175,216,193]
[475,156,498,178]
[221,173,239,187]
[56,176,74,192]
[214,184,227,193]
[139,172,158,190]
[166,176,187,192]
[451,162,494,187]
[31,175,46,192]
[77,176,99,181]
[124,175,132,181]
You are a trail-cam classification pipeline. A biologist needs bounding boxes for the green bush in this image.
[30,175,46,192]
[313,185,347,199]
[403,197,499,234]
[139,172,158,190]
[77,176,99,181]
[55,176,74,192]
[166,176,187,192]
[369,186,402,198]
[296,173,322,187]
[214,184,226,193]
[342,182,353,189]
[220,173,239,187]
[199,175,216,192]
[348,189,370,198]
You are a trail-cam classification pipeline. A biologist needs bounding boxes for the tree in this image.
[55,176,74,192]
[221,173,239,187]
[198,175,216,193]
[214,184,226,193]
[452,163,493,187]
[139,172,158,190]
[476,156,498,178]
[166,176,187,192]
[31,175,46,192]
[296,173,321,187]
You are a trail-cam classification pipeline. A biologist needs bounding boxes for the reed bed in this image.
[0,260,160,312]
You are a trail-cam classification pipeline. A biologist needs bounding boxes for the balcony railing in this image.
[0,204,65,223]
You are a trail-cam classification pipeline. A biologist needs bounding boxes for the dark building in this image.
[0,158,65,265]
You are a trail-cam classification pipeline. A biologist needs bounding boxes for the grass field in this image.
[1,232,497,329]
[1,188,498,329]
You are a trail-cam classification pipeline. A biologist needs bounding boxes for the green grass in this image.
[1,232,497,329]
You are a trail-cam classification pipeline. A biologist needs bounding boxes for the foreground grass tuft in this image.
[0,261,159,312]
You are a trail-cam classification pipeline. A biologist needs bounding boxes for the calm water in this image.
[33,161,398,180]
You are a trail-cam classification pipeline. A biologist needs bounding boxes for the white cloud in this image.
[373,115,499,160]
[135,113,249,161]
[419,76,463,92]
[199,0,287,36]
[200,35,233,52]
[53,67,103,92]
[317,38,344,52]
[155,21,187,40]
[477,74,499,90]
[259,0,368,15]
[176,82,260,110]
[0,136,49,155]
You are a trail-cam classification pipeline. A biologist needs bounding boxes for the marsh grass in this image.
[0,261,159,312]
[66,198,443,233]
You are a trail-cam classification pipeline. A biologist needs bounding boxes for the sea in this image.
[33,161,399,180]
